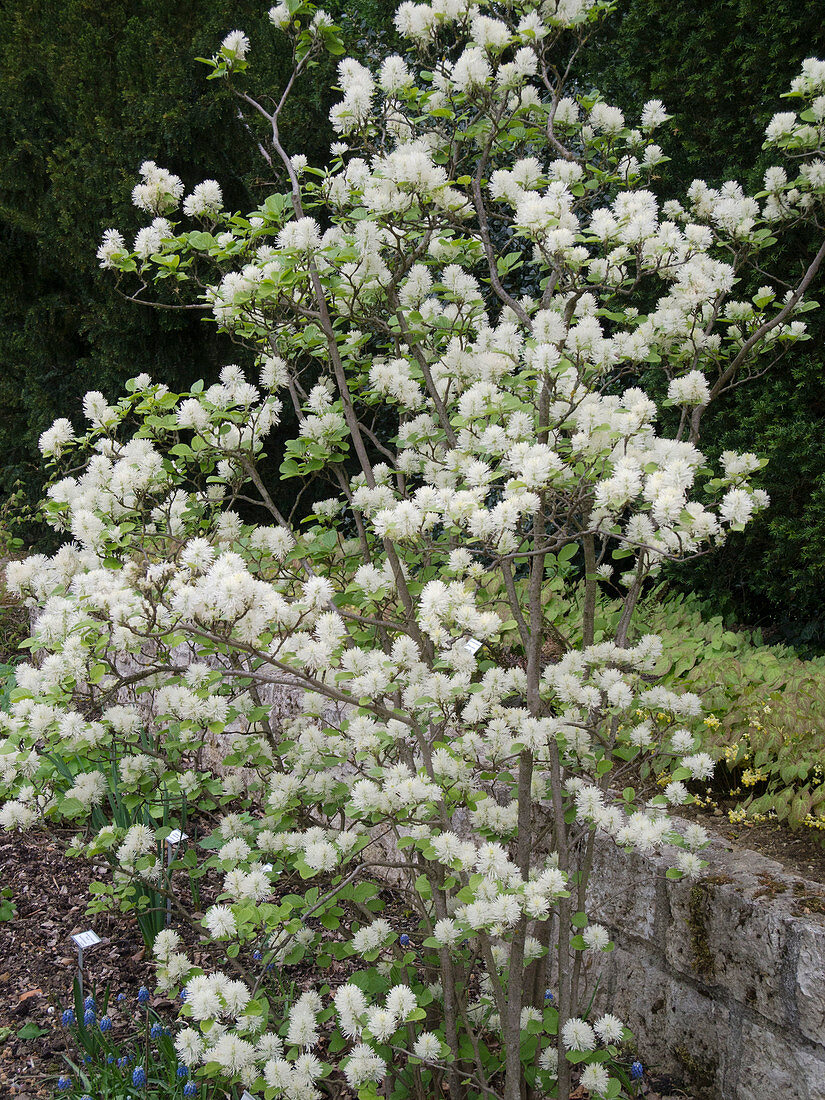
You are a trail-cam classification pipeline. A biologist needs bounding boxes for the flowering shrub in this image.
[4,1,825,1097]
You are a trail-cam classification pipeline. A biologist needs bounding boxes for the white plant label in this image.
[71,930,101,951]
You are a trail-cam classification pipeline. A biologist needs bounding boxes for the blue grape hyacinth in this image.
[132,1065,147,1087]
[183,1084,198,1098]
[61,1009,75,1026]
[631,1060,644,1080]
[83,1008,95,1027]
[399,933,410,946]
[57,1077,71,1092]
[83,995,96,1011]
[137,985,150,1005]
[99,1015,112,1032]
[176,1065,189,1078]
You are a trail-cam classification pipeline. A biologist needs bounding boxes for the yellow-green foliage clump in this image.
[639,590,825,834]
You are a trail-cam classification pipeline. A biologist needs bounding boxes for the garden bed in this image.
[2,830,696,1100]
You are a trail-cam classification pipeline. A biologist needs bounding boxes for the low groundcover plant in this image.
[3,0,825,1097]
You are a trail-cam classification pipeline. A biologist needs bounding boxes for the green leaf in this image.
[17,1023,49,1039]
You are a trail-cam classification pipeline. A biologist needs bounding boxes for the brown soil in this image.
[0,829,156,1099]
[687,804,825,885]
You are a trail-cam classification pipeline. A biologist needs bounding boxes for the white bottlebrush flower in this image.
[203,904,237,939]
[561,1017,596,1051]
[175,1027,205,1066]
[268,4,291,29]
[38,418,75,457]
[343,1043,387,1087]
[413,1032,443,1059]
[581,1063,611,1095]
[96,228,127,269]
[668,370,711,406]
[593,1013,624,1043]
[583,923,611,950]
[221,30,250,59]
[183,180,223,218]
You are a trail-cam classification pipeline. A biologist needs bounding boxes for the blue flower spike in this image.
[176,1065,189,1078]
[83,995,96,1011]
[117,992,126,1003]
[80,1095,94,1100]
[132,1065,147,1088]
[183,1083,198,1098]
[544,989,554,1003]
[150,1022,163,1039]
[252,950,262,961]
[99,1015,112,1032]
[180,987,188,1002]
[631,1060,644,1081]
[137,985,150,1005]
[61,1009,75,1026]
[57,1077,71,1092]
[399,933,410,947]
[83,1007,96,1027]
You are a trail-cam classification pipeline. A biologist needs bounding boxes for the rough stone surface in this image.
[588,843,659,941]
[795,922,825,1045]
[664,876,792,1028]
[736,1021,825,1100]
[586,824,825,1099]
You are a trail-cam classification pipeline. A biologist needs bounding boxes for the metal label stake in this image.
[164,830,188,927]
[71,930,101,1000]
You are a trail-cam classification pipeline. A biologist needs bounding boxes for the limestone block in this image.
[594,945,730,1097]
[737,1021,825,1100]
[587,842,660,941]
[795,922,825,1045]
[658,976,732,1099]
[597,945,668,1048]
[664,874,792,1028]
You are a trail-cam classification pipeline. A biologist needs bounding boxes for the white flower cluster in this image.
[131,160,184,215]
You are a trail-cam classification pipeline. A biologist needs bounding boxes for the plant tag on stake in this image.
[71,930,101,952]
[71,930,101,999]
[240,1092,258,1100]
[463,637,483,655]
[164,831,189,927]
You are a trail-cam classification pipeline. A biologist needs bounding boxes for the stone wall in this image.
[587,829,825,1099]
